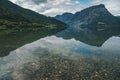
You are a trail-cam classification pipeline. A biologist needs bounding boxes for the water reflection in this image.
[0,36,120,80]
[56,27,120,47]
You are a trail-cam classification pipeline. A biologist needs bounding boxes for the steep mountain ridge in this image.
[55,13,73,25]
[55,4,120,31]
[55,4,120,46]
[0,0,66,28]
[0,0,66,57]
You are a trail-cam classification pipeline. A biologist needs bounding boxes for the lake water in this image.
[0,36,120,80]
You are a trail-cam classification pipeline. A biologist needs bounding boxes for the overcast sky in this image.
[9,0,120,17]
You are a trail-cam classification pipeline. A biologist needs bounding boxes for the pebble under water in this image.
[0,36,120,80]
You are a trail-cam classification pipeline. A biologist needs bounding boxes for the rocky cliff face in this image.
[71,4,112,26]
[55,4,120,46]
[55,4,120,32]
[55,13,73,25]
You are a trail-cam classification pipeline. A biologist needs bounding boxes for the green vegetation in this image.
[0,26,67,57]
[0,20,66,57]
[0,0,67,57]
[97,22,107,31]
[97,22,106,25]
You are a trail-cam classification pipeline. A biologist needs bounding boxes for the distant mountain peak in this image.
[55,4,120,47]
[55,4,115,27]
[99,4,105,6]
[62,13,73,16]
[55,13,74,25]
[55,4,120,33]
[91,4,105,8]
[73,4,112,24]
[81,4,106,11]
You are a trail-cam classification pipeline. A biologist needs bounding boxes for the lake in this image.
[0,35,120,80]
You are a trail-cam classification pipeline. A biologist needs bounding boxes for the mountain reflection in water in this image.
[0,36,120,80]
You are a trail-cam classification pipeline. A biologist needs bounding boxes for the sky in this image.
[9,0,120,17]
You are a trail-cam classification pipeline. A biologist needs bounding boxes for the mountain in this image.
[0,0,66,29]
[0,0,66,57]
[55,4,120,46]
[117,16,120,18]
[55,13,73,25]
[55,4,120,31]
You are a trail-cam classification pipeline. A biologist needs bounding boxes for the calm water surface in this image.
[0,36,120,80]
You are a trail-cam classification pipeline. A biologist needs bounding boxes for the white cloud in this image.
[9,0,86,16]
[91,0,120,16]
[9,0,120,16]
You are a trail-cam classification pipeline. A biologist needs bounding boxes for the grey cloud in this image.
[31,0,47,5]
[9,0,85,16]
[10,0,120,16]
[37,7,51,12]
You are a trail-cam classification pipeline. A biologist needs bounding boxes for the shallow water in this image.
[0,36,120,80]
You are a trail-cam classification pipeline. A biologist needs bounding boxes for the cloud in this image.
[91,0,120,16]
[32,0,47,4]
[9,0,120,16]
[9,0,86,16]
